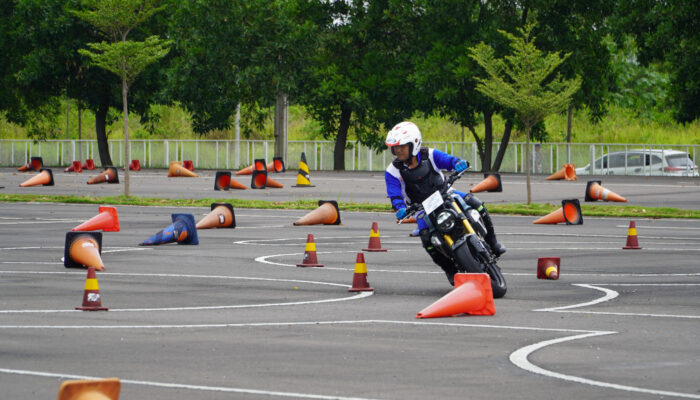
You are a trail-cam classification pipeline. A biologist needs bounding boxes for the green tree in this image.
[73,0,171,196]
[470,24,581,203]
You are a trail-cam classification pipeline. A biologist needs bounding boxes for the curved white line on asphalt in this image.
[510,332,700,399]
[534,284,618,312]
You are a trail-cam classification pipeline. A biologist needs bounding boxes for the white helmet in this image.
[385,121,422,156]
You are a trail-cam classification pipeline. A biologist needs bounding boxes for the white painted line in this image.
[534,284,618,312]
[510,332,700,399]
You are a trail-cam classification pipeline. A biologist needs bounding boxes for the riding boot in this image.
[480,208,506,257]
[420,229,459,286]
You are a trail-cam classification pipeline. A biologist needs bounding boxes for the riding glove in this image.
[455,160,469,172]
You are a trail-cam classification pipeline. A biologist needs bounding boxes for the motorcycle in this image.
[400,169,507,298]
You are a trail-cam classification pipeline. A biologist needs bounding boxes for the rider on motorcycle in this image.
[384,121,506,284]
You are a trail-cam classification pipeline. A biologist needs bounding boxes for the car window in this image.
[608,153,626,168]
[627,154,643,167]
[645,154,663,165]
[666,154,692,167]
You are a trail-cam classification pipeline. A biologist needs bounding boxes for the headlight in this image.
[436,211,455,232]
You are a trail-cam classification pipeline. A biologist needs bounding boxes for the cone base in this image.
[292,184,315,187]
[76,306,109,311]
[362,248,387,252]
[349,287,374,292]
[296,263,324,268]
[623,245,642,249]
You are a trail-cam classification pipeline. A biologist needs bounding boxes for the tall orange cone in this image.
[58,378,121,400]
[75,267,108,311]
[292,152,314,187]
[64,160,83,173]
[363,222,387,252]
[64,232,105,271]
[416,273,495,318]
[537,257,560,280]
[623,220,642,249]
[214,171,231,190]
[470,173,502,193]
[168,161,199,177]
[267,156,285,172]
[72,206,120,232]
[546,163,577,181]
[349,252,373,292]
[19,168,54,187]
[296,234,324,267]
[251,159,268,189]
[87,167,119,184]
[293,200,341,226]
[585,180,627,202]
[196,203,235,229]
[82,159,95,170]
[533,199,583,225]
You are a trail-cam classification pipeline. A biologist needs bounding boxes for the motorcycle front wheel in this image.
[485,262,507,299]
[453,244,507,298]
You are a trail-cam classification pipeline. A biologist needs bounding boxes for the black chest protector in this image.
[394,148,446,204]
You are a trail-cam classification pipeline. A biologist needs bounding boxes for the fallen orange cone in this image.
[585,180,626,202]
[416,273,495,318]
[623,220,642,249]
[546,163,577,181]
[19,168,54,187]
[293,200,341,226]
[349,252,373,292]
[296,234,324,267]
[236,163,255,175]
[64,160,83,173]
[168,161,199,177]
[251,159,268,189]
[58,378,120,400]
[363,222,387,252]
[537,257,560,280]
[266,176,284,188]
[267,157,285,172]
[17,156,43,172]
[214,171,231,190]
[196,203,235,229]
[533,199,583,225]
[87,167,119,184]
[75,267,108,311]
[470,173,502,193]
[72,206,120,232]
[64,232,105,271]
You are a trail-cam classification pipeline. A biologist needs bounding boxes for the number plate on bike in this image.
[422,191,443,215]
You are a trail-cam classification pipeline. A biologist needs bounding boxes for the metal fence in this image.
[1,139,697,176]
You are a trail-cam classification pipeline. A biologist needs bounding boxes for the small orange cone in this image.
[293,200,341,226]
[72,206,120,232]
[267,157,285,172]
[196,203,235,229]
[363,222,387,252]
[183,160,194,171]
[19,168,54,187]
[87,167,119,184]
[235,163,255,175]
[58,378,120,400]
[123,159,141,171]
[623,221,642,249]
[416,273,495,318]
[139,213,199,246]
[266,176,284,188]
[251,159,268,189]
[296,234,324,267]
[546,163,577,181]
[168,161,199,177]
[537,257,560,280]
[64,160,83,173]
[470,173,502,193]
[585,180,627,202]
[349,252,373,292]
[82,159,95,170]
[64,232,105,271]
[292,152,314,187]
[75,267,108,311]
[533,199,583,225]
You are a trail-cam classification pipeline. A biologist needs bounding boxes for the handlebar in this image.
[396,168,468,224]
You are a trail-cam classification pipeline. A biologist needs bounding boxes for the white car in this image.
[576,149,699,177]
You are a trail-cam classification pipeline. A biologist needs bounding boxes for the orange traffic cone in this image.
[229,178,247,190]
[182,160,194,171]
[585,180,627,202]
[363,222,387,252]
[139,213,199,246]
[123,159,141,171]
[214,171,231,190]
[416,273,495,318]
[292,152,314,187]
[546,163,577,181]
[196,203,235,229]
[19,168,54,187]
[64,160,83,173]
[623,221,642,249]
[17,156,43,172]
[168,161,199,177]
[349,252,373,292]
[266,176,284,188]
[296,234,324,267]
[251,159,268,189]
[537,257,560,280]
[75,267,108,311]
[72,206,120,232]
[293,200,341,226]
[82,159,95,170]
[267,157,286,173]
[87,167,119,184]
[470,173,502,193]
[64,232,105,271]
[235,163,255,175]
[58,378,120,400]
[533,199,583,225]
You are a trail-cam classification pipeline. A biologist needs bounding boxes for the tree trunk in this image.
[274,93,289,163]
[95,100,113,167]
[482,108,493,172]
[491,119,513,171]
[525,125,532,204]
[566,104,573,163]
[333,104,351,171]
[122,78,130,197]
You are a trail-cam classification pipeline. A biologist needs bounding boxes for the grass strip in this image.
[1,193,699,219]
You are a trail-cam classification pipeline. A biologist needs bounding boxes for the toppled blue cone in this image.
[139,213,199,246]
